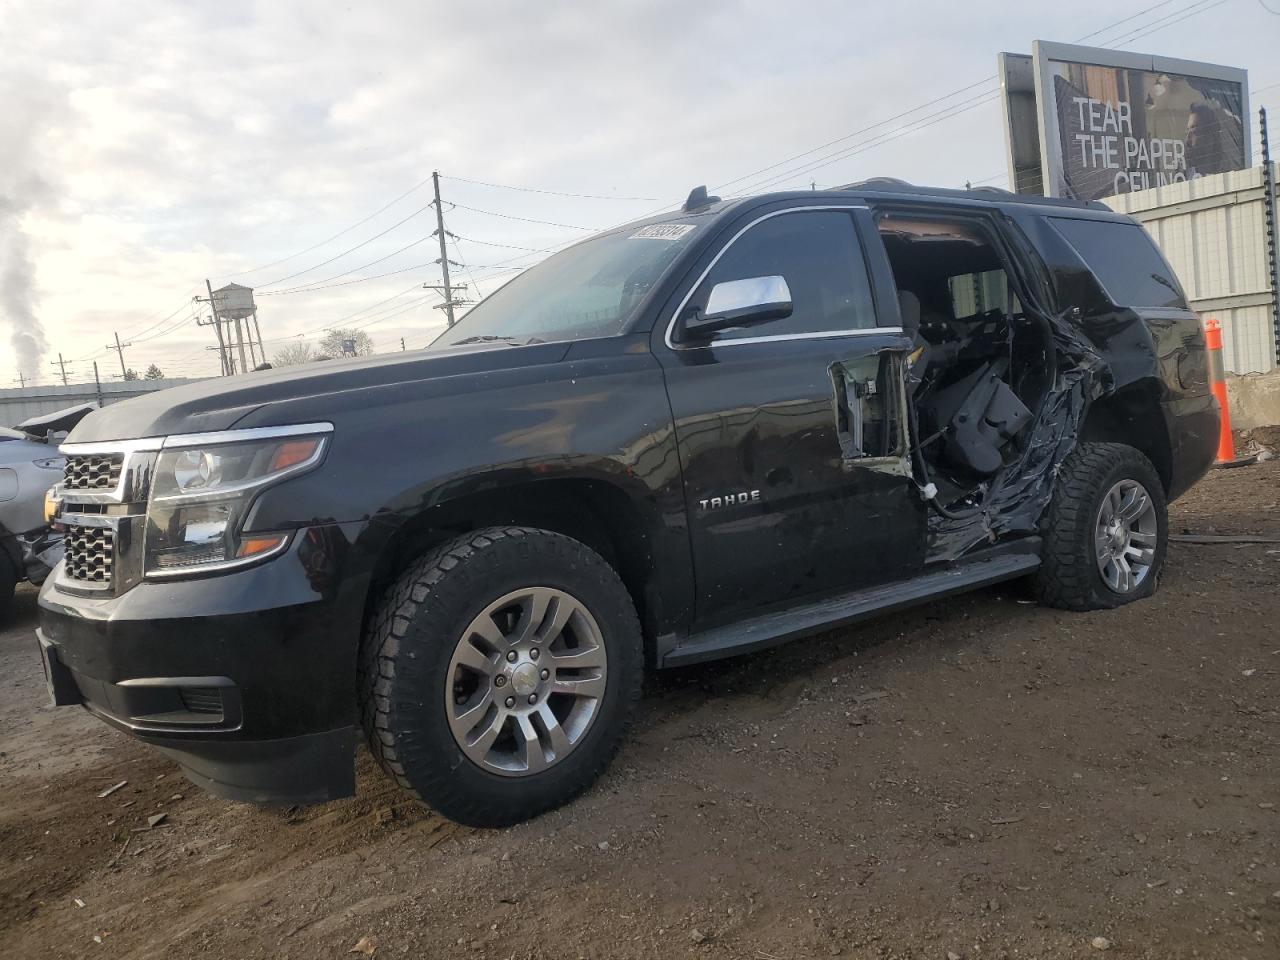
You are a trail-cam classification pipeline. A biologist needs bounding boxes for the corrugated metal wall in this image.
[1105,163,1279,375]
[0,378,208,428]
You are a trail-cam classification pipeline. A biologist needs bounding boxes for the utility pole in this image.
[197,281,238,375]
[92,361,104,406]
[432,170,457,327]
[197,309,229,376]
[50,353,69,386]
[14,372,26,388]
[424,281,469,319]
[106,331,132,379]
[202,277,250,375]
[1260,107,1279,367]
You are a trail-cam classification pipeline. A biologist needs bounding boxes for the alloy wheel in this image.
[1094,478,1158,594]
[445,587,608,777]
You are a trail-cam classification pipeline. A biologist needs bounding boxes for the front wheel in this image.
[359,527,643,827]
[1033,442,1168,611]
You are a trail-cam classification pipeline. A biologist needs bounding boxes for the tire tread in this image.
[1033,441,1166,611]
[357,526,642,826]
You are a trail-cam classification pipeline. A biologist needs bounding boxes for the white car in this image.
[0,405,94,621]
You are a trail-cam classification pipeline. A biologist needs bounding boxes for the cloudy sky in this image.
[2,0,1276,386]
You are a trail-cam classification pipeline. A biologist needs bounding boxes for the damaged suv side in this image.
[37,181,1217,827]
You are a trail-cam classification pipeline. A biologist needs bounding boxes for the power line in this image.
[255,202,434,289]
[447,232,557,254]
[131,302,201,344]
[447,234,486,302]
[1074,0,1182,42]
[447,202,598,231]
[348,294,441,332]
[743,89,1003,195]
[304,281,428,330]
[739,0,1227,194]
[439,174,660,202]
[1104,0,1228,47]
[258,261,436,295]
[216,173,436,282]
[713,77,1000,195]
[271,236,430,293]
[256,238,433,295]
[706,0,1188,200]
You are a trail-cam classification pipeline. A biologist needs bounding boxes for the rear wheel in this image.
[359,526,642,827]
[1033,442,1168,611]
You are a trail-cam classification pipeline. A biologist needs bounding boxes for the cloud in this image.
[2,0,1273,382]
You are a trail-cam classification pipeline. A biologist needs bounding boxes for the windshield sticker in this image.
[629,224,696,240]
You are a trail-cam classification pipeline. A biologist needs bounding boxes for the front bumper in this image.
[37,521,369,805]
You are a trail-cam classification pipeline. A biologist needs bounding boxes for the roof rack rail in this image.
[837,177,914,190]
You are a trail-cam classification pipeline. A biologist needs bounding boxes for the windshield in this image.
[433,219,704,347]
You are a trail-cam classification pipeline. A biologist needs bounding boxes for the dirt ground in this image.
[2,458,1278,960]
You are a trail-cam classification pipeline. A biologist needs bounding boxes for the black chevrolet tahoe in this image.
[37,180,1219,827]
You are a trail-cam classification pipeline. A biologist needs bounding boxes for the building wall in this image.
[0,378,208,428]
[1105,163,1279,375]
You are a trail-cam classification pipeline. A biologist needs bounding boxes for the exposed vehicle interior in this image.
[876,214,1057,514]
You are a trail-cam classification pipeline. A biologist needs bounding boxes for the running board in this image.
[661,545,1040,668]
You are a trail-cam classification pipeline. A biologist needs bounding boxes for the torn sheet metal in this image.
[926,310,1112,561]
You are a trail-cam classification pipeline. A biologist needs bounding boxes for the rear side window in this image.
[692,210,877,340]
[1048,218,1187,310]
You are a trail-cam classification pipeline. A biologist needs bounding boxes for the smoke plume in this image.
[0,73,56,383]
[0,194,48,380]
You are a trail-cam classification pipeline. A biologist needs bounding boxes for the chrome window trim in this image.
[663,204,893,350]
[697,327,905,347]
[162,422,334,449]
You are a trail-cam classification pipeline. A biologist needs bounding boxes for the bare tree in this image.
[319,328,375,358]
[272,341,319,366]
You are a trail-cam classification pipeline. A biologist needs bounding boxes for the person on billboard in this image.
[1185,101,1244,179]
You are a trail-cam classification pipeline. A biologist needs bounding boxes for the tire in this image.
[1033,441,1168,611]
[359,526,643,827]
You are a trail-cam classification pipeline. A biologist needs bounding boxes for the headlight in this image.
[44,486,61,524]
[143,427,330,577]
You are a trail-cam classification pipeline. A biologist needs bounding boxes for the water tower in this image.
[209,282,265,373]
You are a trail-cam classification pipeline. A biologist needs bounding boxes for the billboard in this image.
[999,42,1249,200]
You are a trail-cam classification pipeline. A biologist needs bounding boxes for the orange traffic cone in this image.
[1203,318,1236,463]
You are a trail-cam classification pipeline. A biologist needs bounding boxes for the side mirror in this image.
[679,275,792,340]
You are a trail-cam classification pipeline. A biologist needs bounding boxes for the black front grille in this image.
[64,454,123,491]
[179,687,224,716]
[63,524,114,585]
